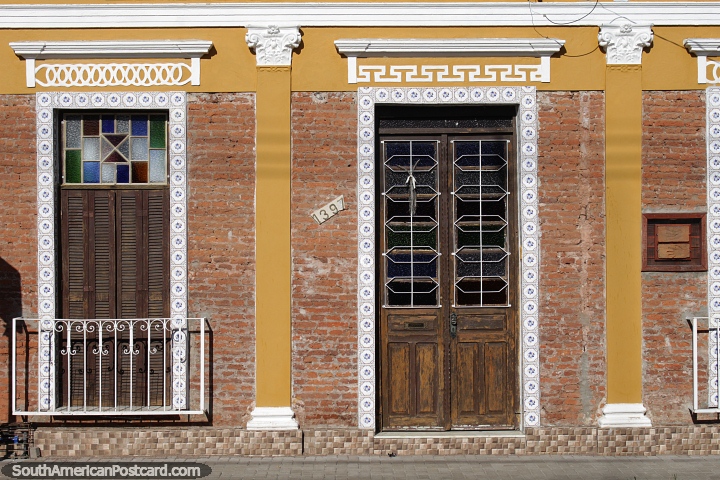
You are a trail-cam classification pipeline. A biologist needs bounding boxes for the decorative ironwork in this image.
[12,318,205,415]
[452,140,510,307]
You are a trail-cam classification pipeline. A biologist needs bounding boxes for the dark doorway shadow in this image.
[0,258,22,428]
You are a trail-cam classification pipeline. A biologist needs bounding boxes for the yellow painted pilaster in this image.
[246,26,301,429]
[255,65,292,408]
[598,23,652,427]
[605,64,643,405]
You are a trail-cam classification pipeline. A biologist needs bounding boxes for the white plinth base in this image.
[246,407,299,430]
[598,403,652,428]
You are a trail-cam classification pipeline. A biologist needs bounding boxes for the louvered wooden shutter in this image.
[61,190,116,319]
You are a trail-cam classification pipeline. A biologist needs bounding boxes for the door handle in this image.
[450,312,457,338]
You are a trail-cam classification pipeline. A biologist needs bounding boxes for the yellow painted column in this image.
[246,26,301,430]
[598,24,653,427]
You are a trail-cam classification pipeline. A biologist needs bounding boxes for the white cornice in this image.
[334,38,565,57]
[685,38,720,55]
[4,3,720,28]
[9,40,213,59]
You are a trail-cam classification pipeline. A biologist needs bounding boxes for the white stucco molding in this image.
[334,38,565,57]
[598,24,653,65]
[246,407,299,430]
[245,25,301,67]
[598,403,652,428]
[10,40,212,87]
[3,3,720,28]
[335,38,564,84]
[685,39,720,84]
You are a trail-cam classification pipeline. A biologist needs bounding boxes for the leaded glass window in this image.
[62,113,168,185]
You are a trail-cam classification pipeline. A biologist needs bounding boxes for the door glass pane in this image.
[453,140,510,306]
[383,140,440,307]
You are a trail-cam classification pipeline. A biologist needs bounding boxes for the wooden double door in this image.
[379,130,518,431]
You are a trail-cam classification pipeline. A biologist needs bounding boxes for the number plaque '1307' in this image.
[311,195,345,225]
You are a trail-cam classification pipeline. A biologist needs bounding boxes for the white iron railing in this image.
[689,316,720,414]
[12,317,206,416]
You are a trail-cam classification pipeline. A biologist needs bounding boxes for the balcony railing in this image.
[690,316,720,414]
[12,317,206,416]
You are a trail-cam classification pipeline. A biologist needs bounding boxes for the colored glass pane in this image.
[101,137,114,160]
[118,138,130,159]
[131,115,148,136]
[105,151,127,163]
[83,138,100,161]
[101,163,115,183]
[131,137,148,160]
[84,162,100,183]
[83,116,100,136]
[117,164,130,183]
[65,115,81,149]
[117,115,130,134]
[65,151,81,183]
[101,115,115,134]
[105,134,127,147]
[149,116,166,148]
[132,162,148,183]
[149,150,166,183]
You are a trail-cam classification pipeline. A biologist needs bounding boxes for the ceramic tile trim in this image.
[35,91,189,412]
[356,86,541,430]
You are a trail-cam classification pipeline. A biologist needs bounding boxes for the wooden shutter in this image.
[61,190,116,319]
[61,188,169,407]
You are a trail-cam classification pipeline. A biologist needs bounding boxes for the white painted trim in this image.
[686,39,720,83]
[598,24,653,65]
[10,40,212,59]
[597,403,652,428]
[4,3,720,28]
[334,38,564,57]
[246,407,299,430]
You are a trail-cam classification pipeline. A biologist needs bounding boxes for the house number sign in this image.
[312,195,345,225]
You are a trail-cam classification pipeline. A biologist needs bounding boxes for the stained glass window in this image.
[63,113,167,185]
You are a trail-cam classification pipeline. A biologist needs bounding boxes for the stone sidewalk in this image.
[2,455,720,479]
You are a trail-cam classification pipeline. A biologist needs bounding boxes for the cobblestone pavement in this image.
[2,455,720,479]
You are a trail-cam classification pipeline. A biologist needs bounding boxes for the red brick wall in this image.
[187,93,256,426]
[0,95,36,423]
[642,91,706,425]
[537,91,607,426]
[291,92,358,426]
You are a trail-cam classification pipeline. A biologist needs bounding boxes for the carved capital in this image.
[246,25,301,67]
[598,24,653,65]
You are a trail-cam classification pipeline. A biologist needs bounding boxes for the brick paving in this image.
[2,455,719,479]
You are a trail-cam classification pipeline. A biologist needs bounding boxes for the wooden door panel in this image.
[416,343,439,415]
[485,342,507,414]
[387,343,411,416]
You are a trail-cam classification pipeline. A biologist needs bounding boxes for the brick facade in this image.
[186,93,257,427]
[291,92,358,426]
[641,91,707,425]
[0,95,36,424]
[537,91,607,426]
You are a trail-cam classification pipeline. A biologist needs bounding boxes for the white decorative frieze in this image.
[245,25,301,66]
[10,40,212,88]
[598,24,653,65]
[685,39,720,84]
[355,62,548,84]
[336,38,563,84]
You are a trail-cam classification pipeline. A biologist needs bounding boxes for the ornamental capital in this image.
[245,25,301,66]
[598,24,653,65]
